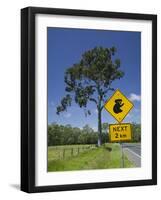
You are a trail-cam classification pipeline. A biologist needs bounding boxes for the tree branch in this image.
[89,98,98,105]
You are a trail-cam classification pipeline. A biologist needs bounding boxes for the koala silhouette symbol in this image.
[113,99,124,114]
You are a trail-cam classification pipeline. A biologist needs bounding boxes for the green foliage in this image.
[132,123,141,142]
[48,123,110,146]
[48,123,100,146]
[57,46,124,114]
[56,94,72,114]
[102,123,108,133]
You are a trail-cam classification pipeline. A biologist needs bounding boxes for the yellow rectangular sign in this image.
[109,123,132,142]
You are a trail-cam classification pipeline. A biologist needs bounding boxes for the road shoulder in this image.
[124,148,141,167]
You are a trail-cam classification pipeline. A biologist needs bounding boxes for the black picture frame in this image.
[21,6,157,193]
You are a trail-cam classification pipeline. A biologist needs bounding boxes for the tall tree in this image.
[56,46,124,146]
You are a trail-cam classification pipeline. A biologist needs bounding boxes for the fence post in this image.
[71,148,73,157]
[63,149,65,159]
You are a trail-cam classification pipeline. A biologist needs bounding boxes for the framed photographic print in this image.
[21,7,157,193]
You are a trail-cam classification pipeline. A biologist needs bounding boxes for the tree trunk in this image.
[97,107,102,147]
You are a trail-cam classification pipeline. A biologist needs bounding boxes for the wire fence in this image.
[48,145,96,161]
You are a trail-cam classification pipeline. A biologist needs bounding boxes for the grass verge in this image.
[48,143,134,172]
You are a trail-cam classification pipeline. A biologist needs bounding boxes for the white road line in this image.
[124,148,141,158]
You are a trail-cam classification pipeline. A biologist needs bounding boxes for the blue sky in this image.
[47,27,141,130]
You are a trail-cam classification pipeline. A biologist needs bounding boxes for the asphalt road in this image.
[122,143,141,167]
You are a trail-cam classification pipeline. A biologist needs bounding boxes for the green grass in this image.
[48,144,95,161]
[48,143,134,172]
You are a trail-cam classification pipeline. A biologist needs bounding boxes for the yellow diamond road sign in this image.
[104,89,134,123]
[109,123,132,142]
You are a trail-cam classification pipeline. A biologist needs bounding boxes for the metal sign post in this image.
[120,142,124,168]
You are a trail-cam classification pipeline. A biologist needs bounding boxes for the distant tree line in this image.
[132,123,141,142]
[48,123,141,146]
[48,123,108,146]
